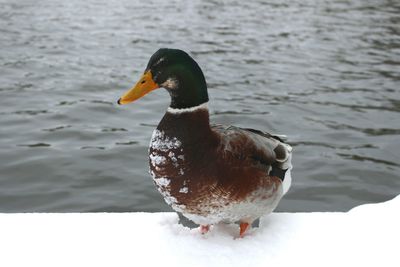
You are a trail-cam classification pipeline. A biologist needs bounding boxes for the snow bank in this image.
[1,195,399,267]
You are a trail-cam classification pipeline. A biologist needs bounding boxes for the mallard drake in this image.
[118,49,292,237]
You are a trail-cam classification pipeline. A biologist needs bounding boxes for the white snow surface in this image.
[150,129,182,152]
[149,153,167,166]
[1,195,399,267]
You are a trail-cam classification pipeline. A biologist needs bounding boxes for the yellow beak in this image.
[117,71,159,105]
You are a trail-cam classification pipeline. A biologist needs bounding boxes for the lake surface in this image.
[1,0,399,213]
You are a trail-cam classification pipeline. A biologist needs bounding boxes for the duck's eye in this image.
[141,80,146,84]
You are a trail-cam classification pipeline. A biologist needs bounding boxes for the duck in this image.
[118,48,293,237]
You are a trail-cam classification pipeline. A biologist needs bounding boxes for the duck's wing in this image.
[211,124,293,194]
[240,127,287,142]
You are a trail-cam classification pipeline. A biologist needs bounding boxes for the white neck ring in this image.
[167,102,208,114]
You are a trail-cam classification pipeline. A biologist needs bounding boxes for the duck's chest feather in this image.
[148,109,283,221]
[149,110,217,207]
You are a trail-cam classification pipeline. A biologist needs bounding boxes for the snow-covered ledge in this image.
[1,195,399,267]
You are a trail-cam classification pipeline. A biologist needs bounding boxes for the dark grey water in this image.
[1,0,399,212]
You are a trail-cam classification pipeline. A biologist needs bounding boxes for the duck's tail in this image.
[271,143,293,195]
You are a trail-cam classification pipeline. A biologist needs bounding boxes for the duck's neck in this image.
[157,102,213,144]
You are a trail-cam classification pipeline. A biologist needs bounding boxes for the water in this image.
[1,0,399,212]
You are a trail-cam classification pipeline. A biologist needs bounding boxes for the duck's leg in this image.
[239,222,251,238]
[200,224,210,234]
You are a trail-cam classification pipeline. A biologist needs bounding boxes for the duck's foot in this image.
[200,224,210,234]
[239,222,250,238]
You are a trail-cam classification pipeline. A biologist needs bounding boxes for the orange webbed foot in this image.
[200,225,210,235]
[239,222,250,238]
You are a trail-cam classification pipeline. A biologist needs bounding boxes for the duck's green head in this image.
[118,48,208,109]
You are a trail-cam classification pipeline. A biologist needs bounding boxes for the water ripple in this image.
[17,143,51,148]
[337,153,400,168]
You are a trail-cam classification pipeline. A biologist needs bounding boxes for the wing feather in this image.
[211,124,293,189]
